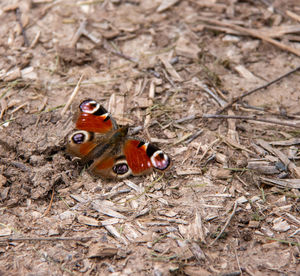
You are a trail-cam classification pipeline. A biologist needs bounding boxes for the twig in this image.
[16,8,29,47]
[234,240,242,275]
[144,80,155,140]
[70,20,88,48]
[217,65,300,114]
[198,138,219,162]
[42,187,55,217]
[0,236,93,242]
[185,129,203,144]
[61,74,84,115]
[286,10,300,23]
[174,114,200,124]
[203,114,300,129]
[30,30,41,48]
[199,83,227,107]
[198,16,300,56]
[173,132,193,145]
[210,200,238,246]
[103,40,138,63]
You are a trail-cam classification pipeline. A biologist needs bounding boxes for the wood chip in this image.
[99,218,121,226]
[176,36,200,59]
[0,227,12,237]
[159,54,183,82]
[286,10,300,23]
[272,218,290,232]
[88,242,118,258]
[176,168,202,175]
[247,161,280,174]
[257,139,296,171]
[189,241,206,262]
[260,177,300,189]
[123,179,144,193]
[3,68,21,82]
[157,0,180,12]
[184,266,210,276]
[248,221,260,228]
[21,67,37,80]
[291,167,300,178]
[213,168,232,180]
[269,137,300,146]
[234,65,262,82]
[223,136,255,154]
[104,224,128,245]
[215,153,228,165]
[186,210,206,242]
[0,174,7,187]
[92,201,127,219]
[77,215,99,226]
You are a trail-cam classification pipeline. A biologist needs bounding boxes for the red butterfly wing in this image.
[124,139,171,175]
[68,100,118,159]
[76,99,116,133]
[68,100,171,179]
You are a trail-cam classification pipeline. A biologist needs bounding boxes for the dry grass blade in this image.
[41,188,55,217]
[61,74,84,115]
[210,201,238,246]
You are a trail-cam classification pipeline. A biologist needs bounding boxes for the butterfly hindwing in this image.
[89,154,132,179]
[67,130,97,158]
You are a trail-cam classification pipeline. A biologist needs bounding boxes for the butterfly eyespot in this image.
[69,130,93,145]
[79,100,100,114]
[72,133,85,144]
[113,163,129,175]
[151,150,170,170]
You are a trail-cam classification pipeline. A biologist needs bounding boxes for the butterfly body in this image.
[67,99,171,179]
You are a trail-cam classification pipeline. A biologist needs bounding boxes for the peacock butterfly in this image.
[67,99,171,179]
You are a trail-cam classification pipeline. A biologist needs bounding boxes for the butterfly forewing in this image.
[123,140,153,175]
[75,99,116,133]
[123,139,171,176]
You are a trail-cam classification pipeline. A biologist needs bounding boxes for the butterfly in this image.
[67,99,171,179]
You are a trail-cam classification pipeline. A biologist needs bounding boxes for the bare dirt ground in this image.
[0,0,300,275]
